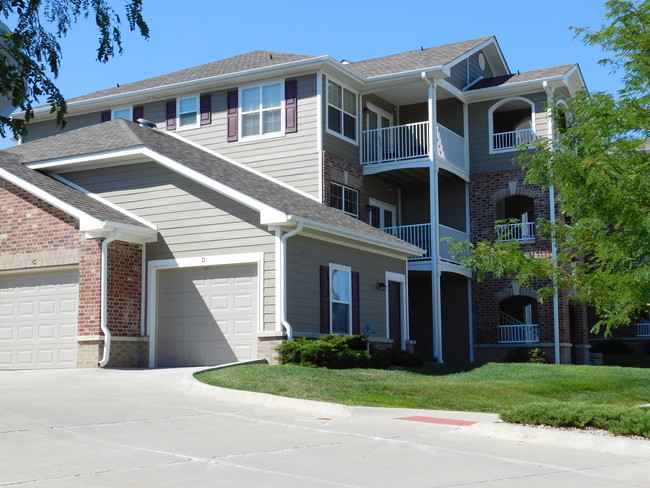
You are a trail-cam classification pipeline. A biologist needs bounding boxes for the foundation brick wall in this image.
[107,241,143,337]
[322,151,366,222]
[258,336,284,365]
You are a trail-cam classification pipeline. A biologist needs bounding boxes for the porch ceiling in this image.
[364,80,455,106]
[374,167,429,188]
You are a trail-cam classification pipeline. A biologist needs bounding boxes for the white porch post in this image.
[424,76,443,362]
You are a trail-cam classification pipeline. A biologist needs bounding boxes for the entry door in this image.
[388,281,402,349]
[367,104,393,160]
[369,198,396,229]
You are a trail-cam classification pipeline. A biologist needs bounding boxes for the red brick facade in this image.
[0,178,146,367]
[469,169,589,363]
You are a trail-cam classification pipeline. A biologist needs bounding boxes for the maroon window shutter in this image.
[200,94,212,126]
[227,90,238,141]
[352,271,360,334]
[166,100,177,131]
[101,110,111,122]
[320,265,330,334]
[133,105,144,122]
[285,79,297,133]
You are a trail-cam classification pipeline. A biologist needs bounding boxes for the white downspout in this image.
[279,222,304,340]
[99,229,122,367]
[544,81,561,365]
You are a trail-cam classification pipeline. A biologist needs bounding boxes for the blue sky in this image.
[1,0,621,148]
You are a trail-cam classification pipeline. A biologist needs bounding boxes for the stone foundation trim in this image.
[474,342,573,349]
[258,331,287,338]
[77,335,149,342]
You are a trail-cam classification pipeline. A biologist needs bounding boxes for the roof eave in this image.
[14,55,335,120]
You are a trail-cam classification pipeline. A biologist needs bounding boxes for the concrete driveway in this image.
[1,367,648,487]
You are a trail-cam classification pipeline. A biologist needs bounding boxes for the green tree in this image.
[457,0,650,334]
[0,0,149,138]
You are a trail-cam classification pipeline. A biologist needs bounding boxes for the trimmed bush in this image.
[504,347,549,364]
[390,349,424,367]
[500,401,650,438]
[276,335,370,369]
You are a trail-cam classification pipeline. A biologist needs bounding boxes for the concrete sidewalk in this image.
[1,367,648,487]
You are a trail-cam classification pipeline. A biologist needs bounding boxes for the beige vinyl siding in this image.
[60,162,277,331]
[23,112,104,142]
[448,50,494,91]
[24,74,321,198]
[179,73,320,197]
[286,235,404,337]
[469,91,549,174]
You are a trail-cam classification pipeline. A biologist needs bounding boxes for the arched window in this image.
[488,97,536,153]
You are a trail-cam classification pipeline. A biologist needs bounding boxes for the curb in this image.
[466,421,650,458]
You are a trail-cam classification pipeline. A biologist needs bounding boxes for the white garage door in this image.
[0,269,78,369]
[157,264,258,367]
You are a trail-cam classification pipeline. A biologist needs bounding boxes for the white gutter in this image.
[544,81,561,365]
[279,222,304,340]
[99,229,122,367]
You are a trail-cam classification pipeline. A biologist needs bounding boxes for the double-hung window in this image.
[330,264,352,334]
[327,79,357,143]
[178,96,199,129]
[241,82,283,138]
[330,182,359,217]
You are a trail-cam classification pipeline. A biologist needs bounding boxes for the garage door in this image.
[0,269,78,369]
[157,264,258,367]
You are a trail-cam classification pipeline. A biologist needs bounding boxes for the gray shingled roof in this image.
[346,37,493,78]
[66,51,316,103]
[0,151,149,228]
[4,119,419,251]
[468,64,577,90]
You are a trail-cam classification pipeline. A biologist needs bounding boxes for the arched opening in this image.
[495,195,535,241]
[498,295,539,343]
[489,97,536,153]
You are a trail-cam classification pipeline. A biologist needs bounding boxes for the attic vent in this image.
[137,118,157,129]
[340,59,351,65]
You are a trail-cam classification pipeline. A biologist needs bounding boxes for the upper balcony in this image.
[360,122,468,173]
[381,223,468,265]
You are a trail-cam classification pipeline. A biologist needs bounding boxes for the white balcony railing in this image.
[637,321,650,337]
[380,223,468,263]
[495,222,536,242]
[361,122,467,171]
[499,324,540,343]
[439,224,468,263]
[492,128,536,152]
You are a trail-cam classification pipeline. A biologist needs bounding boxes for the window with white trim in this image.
[330,182,359,217]
[178,95,199,129]
[112,107,132,120]
[330,264,352,334]
[240,81,283,138]
[368,198,396,229]
[327,79,358,143]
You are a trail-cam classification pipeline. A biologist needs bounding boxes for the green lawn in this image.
[195,362,650,437]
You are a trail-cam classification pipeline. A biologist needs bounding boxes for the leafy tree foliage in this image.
[0,0,149,138]
[457,0,650,334]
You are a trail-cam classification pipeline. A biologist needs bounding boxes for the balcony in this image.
[380,223,468,264]
[492,128,536,152]
[495,222,535,242]
[637,321,650,337]
[361,122,467,172]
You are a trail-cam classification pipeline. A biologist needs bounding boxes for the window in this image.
[330,264,352,334]
[330,183,359,217]
[241,82,283,138]
[112,107,132,120]
[178,96,199,129]
[368,198,396,229]
[327,79,357,142]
